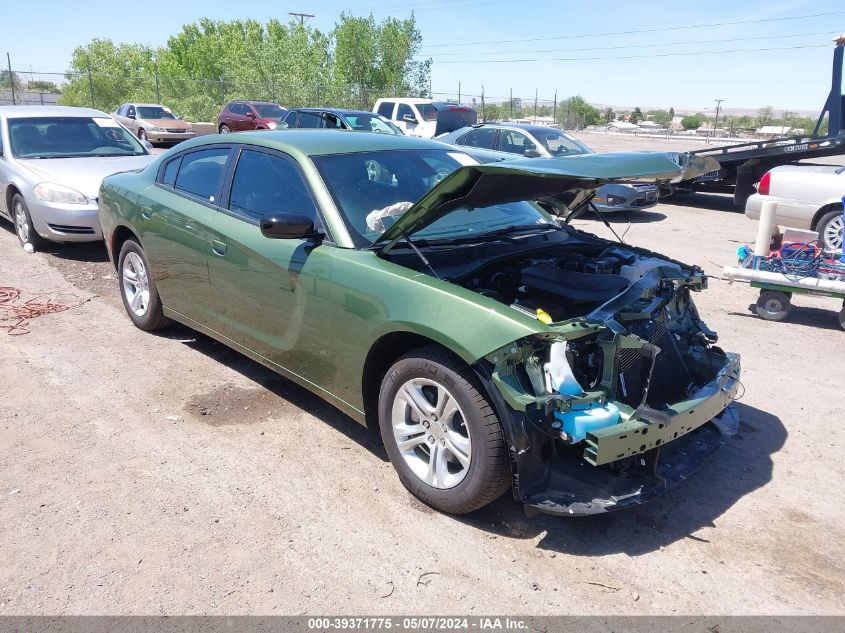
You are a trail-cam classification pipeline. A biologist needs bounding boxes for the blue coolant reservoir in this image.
[554,403,621,444]
[546,341,621,443]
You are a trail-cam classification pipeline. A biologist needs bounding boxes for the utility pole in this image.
[458,81,461,104]
[6,53,15,105]
[534,88,538,122]
[289,12,314,25]
[712,98,724,142]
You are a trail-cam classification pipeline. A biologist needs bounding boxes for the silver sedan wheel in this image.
[391,377,472,489]
[122,252,150,317]
[823,215,843,252]
[13,198,29,244]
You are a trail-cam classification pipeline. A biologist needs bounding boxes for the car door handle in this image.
[141,206,153,219]
[211,239,227,256]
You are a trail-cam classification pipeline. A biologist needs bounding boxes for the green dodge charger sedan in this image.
[98,130,740,516]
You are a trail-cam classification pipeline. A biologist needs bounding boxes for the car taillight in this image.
[758,170,771,195]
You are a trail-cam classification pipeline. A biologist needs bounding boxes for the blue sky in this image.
[4,0,842,113]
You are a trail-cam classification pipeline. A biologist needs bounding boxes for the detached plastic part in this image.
[544,341,620,443]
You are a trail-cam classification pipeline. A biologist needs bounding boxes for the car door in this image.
[395,103,419,136]
[229,103,247,131]
[453,127,503,163]
[204,146,337,387]
[137,145,234,324]
[497,128,542,158]
[0,116,10,218]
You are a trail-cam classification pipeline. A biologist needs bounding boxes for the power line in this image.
[420,10,845,48]
[428,43,830,64]
[423,30,833,58]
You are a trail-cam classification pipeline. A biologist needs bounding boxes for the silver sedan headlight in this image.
[33,183,88,205]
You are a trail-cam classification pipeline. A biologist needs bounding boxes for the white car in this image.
[745,164,845,252]
[373,98,476,138]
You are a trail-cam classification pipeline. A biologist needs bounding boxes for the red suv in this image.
[217,101,286,133]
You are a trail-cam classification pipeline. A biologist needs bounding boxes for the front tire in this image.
[12,193,47,250]
[117,239,171,331]
[378,345,510,514]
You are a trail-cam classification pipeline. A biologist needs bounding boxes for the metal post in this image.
[481,85,485,121]
[534,88,538,122]
[86,56,95,108]
[509,88,513,120]
[458,81,461,104]
[6,53,15,105]
[712,98,724,143]
[271,79,276,103]
[553,89,557,126]
[154,65,161,103]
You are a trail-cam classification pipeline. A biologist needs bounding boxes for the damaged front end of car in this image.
[475,261,740,516]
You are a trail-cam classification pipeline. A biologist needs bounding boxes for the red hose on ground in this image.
[0,286,86,335]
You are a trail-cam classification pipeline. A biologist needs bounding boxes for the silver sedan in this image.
[436,123,660,213]
[0,105,155,251]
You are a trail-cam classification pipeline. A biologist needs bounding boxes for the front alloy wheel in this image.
[12,193,46,250]
[391,377,472,489]
[379,345,510,514]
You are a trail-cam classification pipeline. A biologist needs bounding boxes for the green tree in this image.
[559,95,601,128]
[647,109,671,126]
[1,70,24,90]
[669,106,675,119]
[681,113,705,130]
[629,106,644,124]
[26,80,60,93]
[603,107,615,123]
[757,105,773,127]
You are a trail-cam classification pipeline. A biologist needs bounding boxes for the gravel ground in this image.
[0,132,843,616]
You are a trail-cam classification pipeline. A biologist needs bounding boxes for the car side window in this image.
[231,103,244,115]
[500,130,530,154]
[161,157,181,187]
[396,104,414,121]
[323,113,344,129]
[377,102,395,118]
[297,112,323,129]
[459,128,497,150]
[174,148,231,203]
[283,111,299,128]
[228,149,318,223]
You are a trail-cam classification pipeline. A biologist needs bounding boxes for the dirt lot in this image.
[1,132,843,616]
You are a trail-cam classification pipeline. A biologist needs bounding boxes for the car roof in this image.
[0,105,110,118]
[377,97,433,104]
[128,103,169,108]
[467,122,562,134]
[174,129,450,158]
[293,108,376,116]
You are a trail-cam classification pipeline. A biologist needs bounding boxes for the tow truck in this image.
[674,35,845,208]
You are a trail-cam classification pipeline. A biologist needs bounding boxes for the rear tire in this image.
[219,124,231,134]
[756,290,791,322]
[117,239,171,331]
[378,345,510,514]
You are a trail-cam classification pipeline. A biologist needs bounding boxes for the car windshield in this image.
[533,130,593,156]
[8,116,146,158]
[418,104,438,121]
[253,103,285,119]
[344,114,403,135]
[136,106,175,120]
[312,149,555,248]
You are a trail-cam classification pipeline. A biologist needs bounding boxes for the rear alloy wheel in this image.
[12,193,47,250]
[117,239,171,331]
[756,290,792,322]
[379,345,510,514]
[219,124,231,134]
[817,209,844,253]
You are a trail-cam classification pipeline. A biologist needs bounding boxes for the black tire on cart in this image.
[756,290,792,322]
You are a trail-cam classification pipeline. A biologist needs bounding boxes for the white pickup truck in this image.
[745,164,845,252]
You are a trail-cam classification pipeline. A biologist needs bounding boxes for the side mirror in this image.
[260,213,322,240]
[246,111,256,119]
[127,112,136,119]
[402,113,417,124]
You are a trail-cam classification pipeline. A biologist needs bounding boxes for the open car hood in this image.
[373,152,718,251]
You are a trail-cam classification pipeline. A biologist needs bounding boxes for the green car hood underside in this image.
[373,152,717,251]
